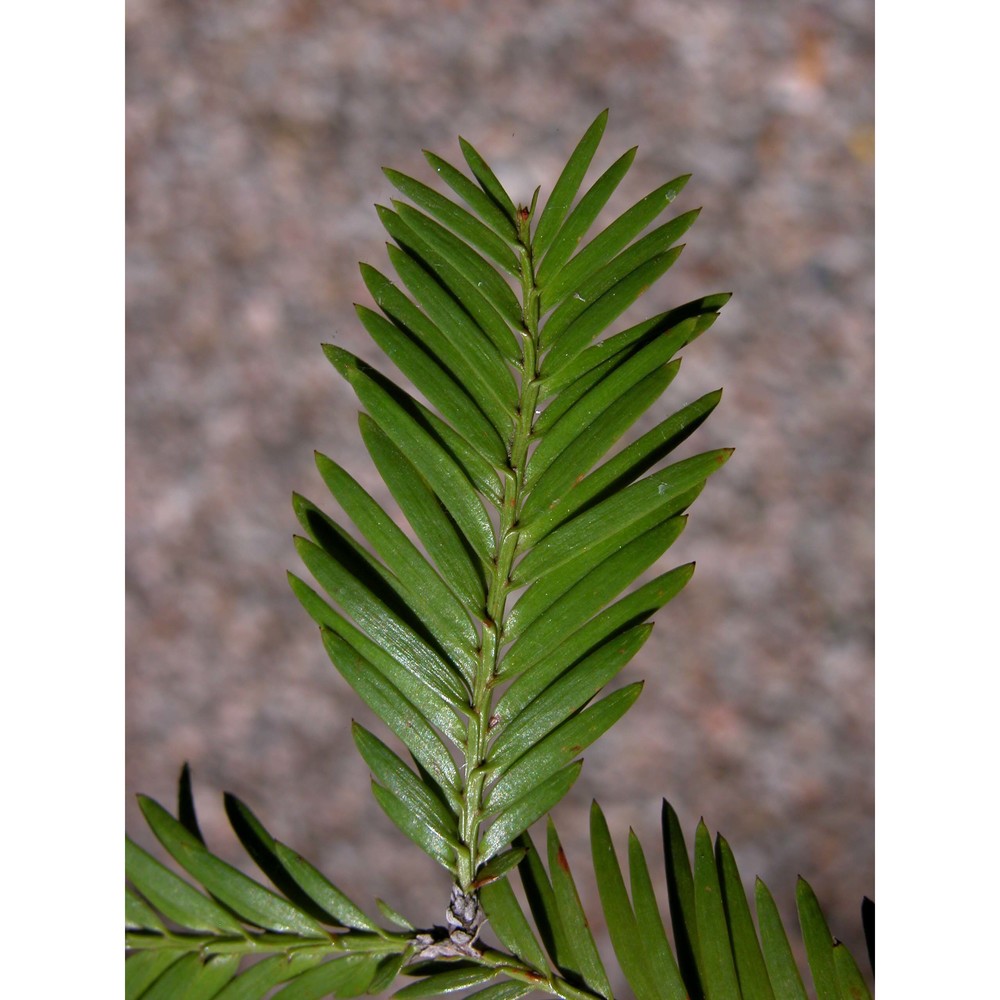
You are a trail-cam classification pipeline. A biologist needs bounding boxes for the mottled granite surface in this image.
[127,0,874,985]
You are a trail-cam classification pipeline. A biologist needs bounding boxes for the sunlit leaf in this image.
[126,116,749,1000]
[271,842,382,934]
[692,822,741,998]
[138,796,328,937]
[463,983,535,1000]
[540,247,686,377]
[391,200,522,326]
[486,684,642,813]
[488,624,651,761]
[320,628,463,810]
[125,837,246,935]
[511,829,576,972]
[125,887,166,933]
[521,363,680,523]
[479,763,583,863]
[590,802,660,999]
[532,109,609,258]
[797,877,840,1000]
[539,174,691,316]
[499,563,695,686]
[213,953,326,1000]
[755,878,809,1000]
[479,868,549,973]
[126,951,183,1000]
[833,942,872,1000]
[515,449,732,573]
[271,954,378,999]
[547,819,613,999]
[503,513,686,645]
[378,204,521,362]
[354,304,510,469]
[287,571,468,744]
[423,148,519,242]
[383,167,521,275]
[627,830,688,1000]
[472,847,528,889]
[224,793,347,927]
[661,800,703,997]
[395,965,499,998]
[537,294,728,398]
[361,261,517,436]
[460,136,518,221]
[360,416,487,613]
[716,834,775,1000]
[325,346,498,560]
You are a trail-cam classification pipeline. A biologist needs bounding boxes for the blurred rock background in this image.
[126,0,873,987]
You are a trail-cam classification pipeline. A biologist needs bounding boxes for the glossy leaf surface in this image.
[274,114,733,892]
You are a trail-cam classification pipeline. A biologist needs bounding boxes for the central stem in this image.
[457,213,541,892]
